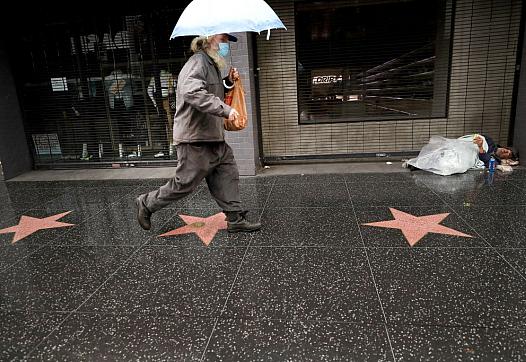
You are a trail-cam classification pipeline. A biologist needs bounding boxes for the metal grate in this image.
[257,0,522,161]
[7,4,193,167]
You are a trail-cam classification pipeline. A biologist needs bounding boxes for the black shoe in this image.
[228,219,262,233]
[135,195,152,230]
[226,211,261,233]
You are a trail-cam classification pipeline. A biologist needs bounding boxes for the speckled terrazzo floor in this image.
[1,170,526,361]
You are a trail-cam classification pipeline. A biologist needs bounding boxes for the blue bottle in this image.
[489,156,496,172]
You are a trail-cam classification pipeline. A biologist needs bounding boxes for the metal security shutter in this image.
[256,0,522,161]
[7,3,194,168]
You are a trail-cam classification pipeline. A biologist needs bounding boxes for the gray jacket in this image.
[172,51,232,144]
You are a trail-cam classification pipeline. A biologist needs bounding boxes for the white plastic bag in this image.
[407,136,479,176]
[457,134,487,169]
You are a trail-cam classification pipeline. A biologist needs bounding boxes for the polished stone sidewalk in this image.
[1,169,525,361]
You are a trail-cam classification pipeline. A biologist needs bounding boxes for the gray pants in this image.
[144,142,242,213]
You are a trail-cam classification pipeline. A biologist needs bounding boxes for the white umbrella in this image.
[170,0,286,40]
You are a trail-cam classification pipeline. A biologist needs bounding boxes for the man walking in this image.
[135,33,261,233]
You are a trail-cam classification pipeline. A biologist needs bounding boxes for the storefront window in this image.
[295,0,452,124]
[10,6,192,164]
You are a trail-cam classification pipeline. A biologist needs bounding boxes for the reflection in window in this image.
[296,0,452,124]
[12,9,191,163]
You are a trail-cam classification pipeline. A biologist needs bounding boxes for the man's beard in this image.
[206,49,227,70]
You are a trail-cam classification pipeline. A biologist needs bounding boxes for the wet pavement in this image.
[0,170,525,361]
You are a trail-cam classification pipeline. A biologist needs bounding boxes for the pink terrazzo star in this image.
[159,212,227,246]
[362,208,472,246]
[0,211,75,244]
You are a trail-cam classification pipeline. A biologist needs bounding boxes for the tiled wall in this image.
[257,0,522,158]
[225,33,261,175]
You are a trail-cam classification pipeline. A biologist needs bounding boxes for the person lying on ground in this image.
[472,134,516,168]
[403,134,518,176]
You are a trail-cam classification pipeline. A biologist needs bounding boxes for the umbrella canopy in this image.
[170,0,286,39]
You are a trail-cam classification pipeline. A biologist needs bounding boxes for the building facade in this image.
[0,0,524,179]
[258,0,523,160]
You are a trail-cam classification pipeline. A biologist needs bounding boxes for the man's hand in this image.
[228,108,240,121]
[228,67,240,83]
[473,135,484,153]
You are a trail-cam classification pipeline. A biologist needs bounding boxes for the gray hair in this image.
[190,36,211,53]
[190,36,227,69]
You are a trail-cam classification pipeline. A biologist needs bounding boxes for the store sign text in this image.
[70,31,131,54]
[312,75,343,85]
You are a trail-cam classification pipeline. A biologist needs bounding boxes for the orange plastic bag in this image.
[224,78,247,131]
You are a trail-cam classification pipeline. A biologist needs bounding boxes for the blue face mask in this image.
[218,42,230,57]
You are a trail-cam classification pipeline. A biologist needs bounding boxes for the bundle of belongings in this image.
[404,134,519,176]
